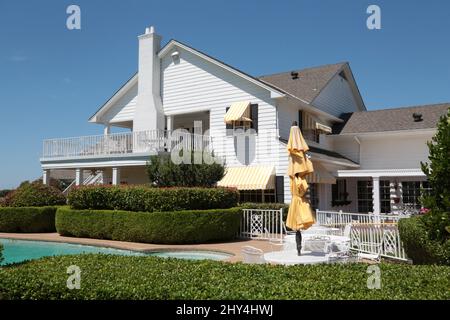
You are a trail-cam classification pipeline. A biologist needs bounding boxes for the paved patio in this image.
[0,233,281,263]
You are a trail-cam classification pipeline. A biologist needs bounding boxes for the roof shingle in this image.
[333,103,449,134]
[259,62,346,103]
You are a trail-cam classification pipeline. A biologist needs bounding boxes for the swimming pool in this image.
[0,239,232,265]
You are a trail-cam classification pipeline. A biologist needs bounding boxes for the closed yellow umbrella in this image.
[286,122,315,256]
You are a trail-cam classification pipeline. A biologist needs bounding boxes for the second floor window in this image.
[226,103,258,135]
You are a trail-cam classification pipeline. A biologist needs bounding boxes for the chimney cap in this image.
[145,26,156,34]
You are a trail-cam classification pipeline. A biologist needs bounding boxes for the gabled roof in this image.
[333,103,449,134]
[259,63,345,103]
[158,39,286,99]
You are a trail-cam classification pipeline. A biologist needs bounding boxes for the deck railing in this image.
[42,130,213,159]
[239,209,285,243]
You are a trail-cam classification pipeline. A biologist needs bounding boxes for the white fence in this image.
[316,210,409,261]
[42,130,213,159]
[239,209,284,243]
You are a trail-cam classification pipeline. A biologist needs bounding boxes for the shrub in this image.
[68,185,239,212]
[147,153,225,187]
[0,255,449,300]
[3,182,66,207]
[238,202,290,211]
[398,216,450,265]
[56,207,241,244]
[0,207,57,233]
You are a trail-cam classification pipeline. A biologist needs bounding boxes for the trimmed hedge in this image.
[2,182,66,207]
[0,255,449,299]
[0,207,57,233]
[56,207,241,244]
[238,202,290,211]
[68,185,239,212]
[398,216,450,265]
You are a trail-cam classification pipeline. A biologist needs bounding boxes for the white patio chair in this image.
[241,246,266,264]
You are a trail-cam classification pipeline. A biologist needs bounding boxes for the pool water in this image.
[0,239,232,265]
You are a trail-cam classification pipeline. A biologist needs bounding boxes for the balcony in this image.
[41,130,213,160]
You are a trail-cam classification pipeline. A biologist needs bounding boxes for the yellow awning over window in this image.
[315,122,332,134]
[224,101,252,124]
[217,166,275,190]
[305,162,336,184]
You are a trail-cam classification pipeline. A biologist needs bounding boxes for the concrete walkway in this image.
[0,233,282,263]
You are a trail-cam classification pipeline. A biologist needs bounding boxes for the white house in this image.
[40,26,449,214]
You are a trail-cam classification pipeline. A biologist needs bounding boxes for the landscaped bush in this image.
[2,181,66,207]
[68,185,239,212]
[0,254,449,300]
[238,202,290,211]
[398,216,450,265]
[147,152,225,187]
[0,207,57,233]
[56,207,241,244]
[0,190,11,198]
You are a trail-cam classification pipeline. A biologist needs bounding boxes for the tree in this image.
[147,152,225,188]
[420,108,450,242]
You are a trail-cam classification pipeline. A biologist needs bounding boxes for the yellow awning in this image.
[305,162,336,184]
[224,101,252,124]
[217,166,275,190]
[315,122,332,134]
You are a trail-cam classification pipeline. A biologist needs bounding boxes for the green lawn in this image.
[0,254,449,300]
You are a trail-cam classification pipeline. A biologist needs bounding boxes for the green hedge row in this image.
[1,182,66,207]
[398,216,450,265]
[68,185,239,212]
[0,207,57,233]
[56,207,241,244]
[1,255,449,299]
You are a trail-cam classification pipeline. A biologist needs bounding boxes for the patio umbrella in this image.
[285,122,315,256]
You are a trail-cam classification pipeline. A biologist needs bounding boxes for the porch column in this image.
[75,169,84,186]
[166,115,173,151]
[112,167,120,185]
[104,124,111,135]
[42,169,50,185]
[372,176,380,214]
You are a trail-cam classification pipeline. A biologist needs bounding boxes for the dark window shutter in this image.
[225,107,232,136]
[332,183,338,202]
[298,110,303,131]
[275,176,284,203]
[250,104,258,133]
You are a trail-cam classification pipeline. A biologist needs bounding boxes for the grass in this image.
[0,254,449,300]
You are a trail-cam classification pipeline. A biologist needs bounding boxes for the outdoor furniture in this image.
[241,246,266,264]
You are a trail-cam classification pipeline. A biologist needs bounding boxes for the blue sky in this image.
[0,0,449,189]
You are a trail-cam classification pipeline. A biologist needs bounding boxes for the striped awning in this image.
[224,101,252,124]
[315,122,332,134]
[217,166,276,190]
[305,162,336,184]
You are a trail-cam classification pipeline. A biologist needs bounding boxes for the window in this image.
[357,180,373,213]
[402,181,431,210]
[239,189,276,203]
[225,104,258,136]
[332,179,349,207]
[301,112,320,143]
[380,180,391,213]
[308,183,319,210]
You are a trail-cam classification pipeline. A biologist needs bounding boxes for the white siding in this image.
[102,84,138,123]
[332,136,360,163]
[312,73,359,117]
[359,133,434,170]
[161,48,281,171]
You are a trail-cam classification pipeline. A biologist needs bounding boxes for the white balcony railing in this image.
[42,130,213,159]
